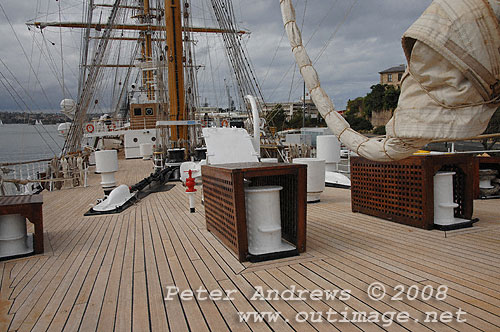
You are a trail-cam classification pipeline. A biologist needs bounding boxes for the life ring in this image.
[86,124,94,133]
[108,123,116,131]
[221,119,229,127]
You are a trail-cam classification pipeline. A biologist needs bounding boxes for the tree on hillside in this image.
[344,96,373,132]
[343,84,400,134]
[347,97,364,115]
[362,84,385,118]
[383,85,400,110]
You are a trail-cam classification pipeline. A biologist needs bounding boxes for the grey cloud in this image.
[0,0,433,112]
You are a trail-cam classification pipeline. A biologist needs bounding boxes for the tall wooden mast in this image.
[164,0,187,144]
[142,0,155,100]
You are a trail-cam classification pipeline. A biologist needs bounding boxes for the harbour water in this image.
[0,124,65,163]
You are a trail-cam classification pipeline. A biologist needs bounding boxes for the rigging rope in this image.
[203,0,221,108]
[35,31,74,98]
[285,0,359,103]
[27,0,42,92]
[0,3,58,111]
[267,0,340,101]
[287,0,308,105]
[63,0,124,154]
[58,0,65,98]
[210,0,266,123]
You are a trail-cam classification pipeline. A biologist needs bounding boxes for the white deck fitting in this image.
[203,127,259,165]
[244,186,294,256]
[293,158,326,202]
[95,150,119,189]
[0,215,33,259]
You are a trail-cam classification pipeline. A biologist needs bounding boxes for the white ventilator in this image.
[93,185,135,212]
[203,127,259,165]
[280,0,500,161]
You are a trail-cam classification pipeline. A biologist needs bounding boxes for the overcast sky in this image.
[0,0,433,113]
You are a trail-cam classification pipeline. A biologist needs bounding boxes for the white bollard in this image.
[479,169,495,189]
[293,158,325,203]
[244,186,284,255]
[433,172,459,227]
[140,143,153,160]
[0,214,33,258]
[317,135,341,172]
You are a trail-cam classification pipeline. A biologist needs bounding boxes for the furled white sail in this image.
[279,0,500,161]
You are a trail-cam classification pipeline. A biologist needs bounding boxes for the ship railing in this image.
[0,154,90,196]
[84,119,128,135]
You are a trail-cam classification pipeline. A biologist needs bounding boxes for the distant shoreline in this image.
[0,111,105,125]
[0,111,67,125]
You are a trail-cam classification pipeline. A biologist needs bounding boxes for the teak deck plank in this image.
[114,210,136,332]
[311,209,500,282]
[1,158,499,332]
[308,222,500,306]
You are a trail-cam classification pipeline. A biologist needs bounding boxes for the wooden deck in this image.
[1,158,499,332]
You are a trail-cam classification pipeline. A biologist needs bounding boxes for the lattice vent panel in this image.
[202,174,238,252]
[351,161,426,226]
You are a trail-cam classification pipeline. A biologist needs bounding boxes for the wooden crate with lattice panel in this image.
[350,154,474,229]
[202,162,307,261]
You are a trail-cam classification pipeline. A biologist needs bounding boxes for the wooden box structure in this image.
[0,194,44,256]
[129,103,166,130]
[350,154,474,229]
[201,163,307,261]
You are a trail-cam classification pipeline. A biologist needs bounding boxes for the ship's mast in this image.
[164,0,187,145]
[142,0,155,100]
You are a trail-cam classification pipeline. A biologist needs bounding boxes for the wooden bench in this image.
[0,194,44,254]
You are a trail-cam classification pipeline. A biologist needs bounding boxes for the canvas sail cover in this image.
[387,0,500,140]
[280,0,500,161]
